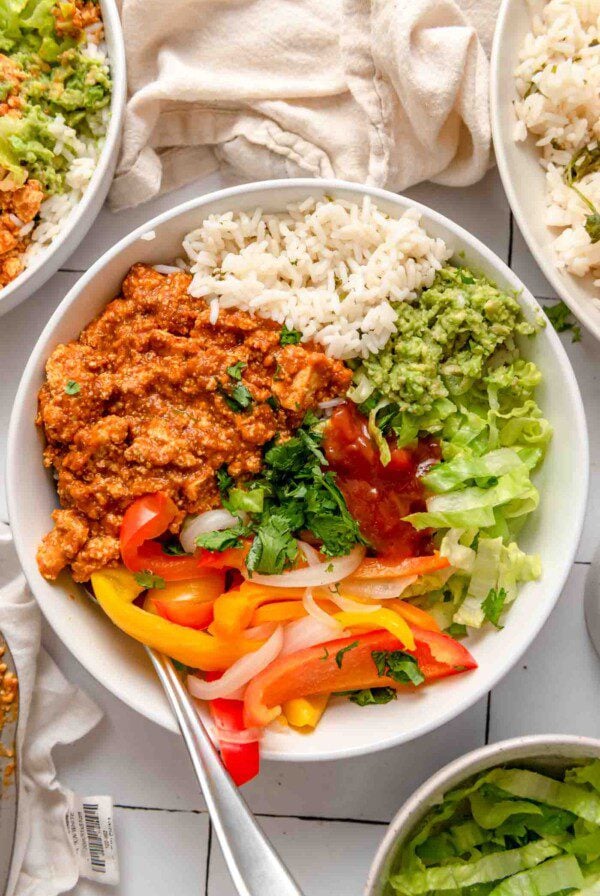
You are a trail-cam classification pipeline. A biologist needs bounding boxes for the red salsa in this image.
[323,402,440,560]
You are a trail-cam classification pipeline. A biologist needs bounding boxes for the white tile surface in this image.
[72,807,209,896]
[207,816,385,896]
[1,167,599,895]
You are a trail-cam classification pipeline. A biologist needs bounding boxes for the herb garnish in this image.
[335,641,359,669]
[226,360,247,381]
[482,587,507,629]
[134,570,166,590]
[65,379,81,395]
[372,650,425,686]
[219,383,253,412]
[162,542,186,556]
[196,414,365,575]
[585,213,600,244]
[444,623,468,640]
[545,301,581,343]
[336,687,397,706]
[280,325,302,346]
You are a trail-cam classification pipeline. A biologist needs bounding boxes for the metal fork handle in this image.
[146,647,305,896]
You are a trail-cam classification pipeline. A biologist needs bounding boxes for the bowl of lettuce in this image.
[366,734,600,896]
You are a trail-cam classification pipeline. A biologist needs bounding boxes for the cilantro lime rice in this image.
[0,0,111,288]
[388,759,600,896]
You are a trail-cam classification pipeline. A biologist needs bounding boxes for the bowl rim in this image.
[0,0,127,317]
[6,177,590,759]
[490,0,600,341]
[364,733,600,895]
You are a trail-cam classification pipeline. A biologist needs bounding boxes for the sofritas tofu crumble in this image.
[36,264,352,582]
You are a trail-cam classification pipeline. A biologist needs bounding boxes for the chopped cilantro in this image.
[171,659,194,674]
[334,641,359,669]
[65,379,81,395]
[444,623,468,640]
[226,360,247,381]
[320,647,330,662]
[482,587,507,629]
[280,325,302,346]
[197,416,365,575]
[372,650,425,686]
[134,570,166,590]
[585,213,600,244]
[266,395,279,412]
[195,523,252,553]
[545,301,581,343]
[216,466,234,494]
[162,541,186,556]
[220,383,253,412]
[337,687,397,706]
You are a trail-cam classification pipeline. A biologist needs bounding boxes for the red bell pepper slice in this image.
[205,673,260,786]
[244,626,476,728]
[120,493,206,580]
[151,573,225,629]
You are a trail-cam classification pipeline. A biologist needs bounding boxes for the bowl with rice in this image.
[7,179,587,764]
[0,0,126,317]
[491,0,600,339]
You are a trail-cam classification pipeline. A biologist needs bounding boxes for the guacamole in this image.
[358,266,537,417]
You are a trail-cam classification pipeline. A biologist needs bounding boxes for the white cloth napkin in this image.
[0,526,102,896]
[109,0,500,211]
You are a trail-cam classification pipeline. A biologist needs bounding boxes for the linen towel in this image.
[0,524,103,896]
[109,0,500,211]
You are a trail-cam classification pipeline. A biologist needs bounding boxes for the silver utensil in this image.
[0,632,18,896]
[85,588,304,896]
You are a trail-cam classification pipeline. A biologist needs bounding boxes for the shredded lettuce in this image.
[388,761,600,896]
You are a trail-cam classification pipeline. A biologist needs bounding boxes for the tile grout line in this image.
[204,820,212,896]
[114,803,390,826]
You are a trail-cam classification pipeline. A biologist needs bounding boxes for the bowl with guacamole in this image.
[0,0,126,316]
[366,735,600,896]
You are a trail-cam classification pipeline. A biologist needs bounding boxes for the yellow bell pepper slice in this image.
[212,590,255,637]
[91,567,263,671]
[333,609,415,651]
[282,695,329,730]
[251,601,307,626]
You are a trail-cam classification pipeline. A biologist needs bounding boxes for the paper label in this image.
[65,793,119,885]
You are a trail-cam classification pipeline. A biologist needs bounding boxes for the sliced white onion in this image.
[243,623,277,640]
[281,616,349,656]
[340,575,417,601]
[245,544,365,588]
[303,587,343,630]
[297,540,321,567]
[180,509,239,553]
[214,726,262,745]
[327,591,381,613]
[187,626,283,700]
[317,398,345,410]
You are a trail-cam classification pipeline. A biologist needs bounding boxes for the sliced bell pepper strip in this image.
[350,553,450,581]
[198,544,250,571]
[251,601,308,626]
[120,492,209,580]
[150,573,224,630]
[386,599,441,633]
[333,609,416,651]
[282,695,329,730]
[205,672,260,786]
[244,627,477,728]
[90,567,263,671]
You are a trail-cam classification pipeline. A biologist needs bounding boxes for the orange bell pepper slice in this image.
[350,553,450,581]
[244,626,477,728]
[386,599,441,633]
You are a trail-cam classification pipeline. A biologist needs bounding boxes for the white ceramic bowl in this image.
[365,734,600,896]
[0,0,126,318]
[6,179,589,761]
[491,0,600,340]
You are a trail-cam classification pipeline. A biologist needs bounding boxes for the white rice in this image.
[22,40,110,270]
[183,197,450,360]
[513,0,600,288]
